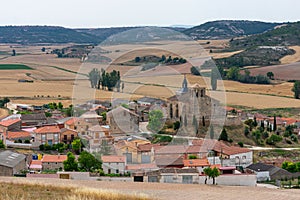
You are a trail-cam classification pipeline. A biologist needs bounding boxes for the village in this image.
[1,77,300,187]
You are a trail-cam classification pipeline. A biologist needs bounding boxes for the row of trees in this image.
[88,68,123,91]
[292,81,300,99]
[226,67,270,84]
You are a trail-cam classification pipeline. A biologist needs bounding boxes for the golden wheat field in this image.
[0,43,299,109]
[280,46,300,64]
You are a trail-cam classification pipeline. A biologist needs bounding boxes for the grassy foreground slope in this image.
[0,182,150,200]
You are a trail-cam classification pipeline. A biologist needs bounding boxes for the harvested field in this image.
[1,177,300,200]
[213,91,300,109]
[249,62,300,81]
[187,75,295,97]
[280,46,300,64]
[210,50,244,59]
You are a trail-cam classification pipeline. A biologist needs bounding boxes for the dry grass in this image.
[0,181,150,200]
[210,50,243,59]
[280,46,300,64]
[0,108,9,118]
[1,177,300,200]
[197,40,229,50]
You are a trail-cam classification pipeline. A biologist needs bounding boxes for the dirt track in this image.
[1,177,300,200]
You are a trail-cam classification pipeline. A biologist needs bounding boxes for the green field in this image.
[0,64,33,70]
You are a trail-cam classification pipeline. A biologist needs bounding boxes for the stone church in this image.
[167,76,225,136]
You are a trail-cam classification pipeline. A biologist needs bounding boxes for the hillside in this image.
[184,20,281,40]
[229,22,300,49]
[76,27,137,41]
[0,26,100,44]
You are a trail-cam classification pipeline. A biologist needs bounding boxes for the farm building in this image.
[0,150,26,176]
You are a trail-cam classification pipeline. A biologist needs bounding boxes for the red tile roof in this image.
[281,118,298,125]
[31,160,42,165]
[41,155,67,163]
[102,155,126,163]
[34,126,60,134]
[212,142,251,155]
[183,159,210,167]
[0,119,21,127]
[138,143,161,152]
[126,163,158,170]
[7,131,31,139]
[65,118,78,126]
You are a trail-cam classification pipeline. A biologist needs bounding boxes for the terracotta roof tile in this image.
[7,131,31,139]
[0,119,21,127]
[102,155,126,163]
[138,143,161,152]
[34,126,60,134]
[126,163,158,170]
[42,155,67,163]
[183,159,210,167]
[65,118,78,126]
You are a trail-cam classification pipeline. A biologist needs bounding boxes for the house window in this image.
[242,156,246,164]
[41,135,46,141]
[64,135,67,140]
[235,156,240,165]
[54,134,59,140]
[116,169,119,174]
[71,134,74,140]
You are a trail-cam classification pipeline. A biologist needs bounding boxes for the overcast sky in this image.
[1,0,300,28]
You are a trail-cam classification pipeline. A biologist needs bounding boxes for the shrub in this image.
[24,139,30,144]
[188,155,197,159]
[238,142,244,147]
[39,144,45,151]
[173,121,180,130]
[266,134,283,145]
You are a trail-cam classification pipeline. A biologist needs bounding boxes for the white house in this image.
[101,155,126,174]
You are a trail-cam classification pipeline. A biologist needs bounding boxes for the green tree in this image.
[273,115,277,132]
[203,167,220,185]
[211,67,218,90]
[72,139,82,154]
[78,151,102,172]
[88,68,101,89]
[218,128,228,141]
[253,116,258,127]
[135,56,141,62]
[0,140,5,149]
[58,102,63,110]
[292,81,300,99]
[148,110,164,133]
[267,71,274,80]
[226,67,240,81]
[63,152,78,171]
[190,66,201,76]
[192,115,198,134]
[173,121,180,130]
[209,126,214,139]
[244,126,250,137]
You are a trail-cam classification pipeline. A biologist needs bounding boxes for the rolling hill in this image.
[229,22,300,49]
[0,26,100,44]
[184,20,281,40]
